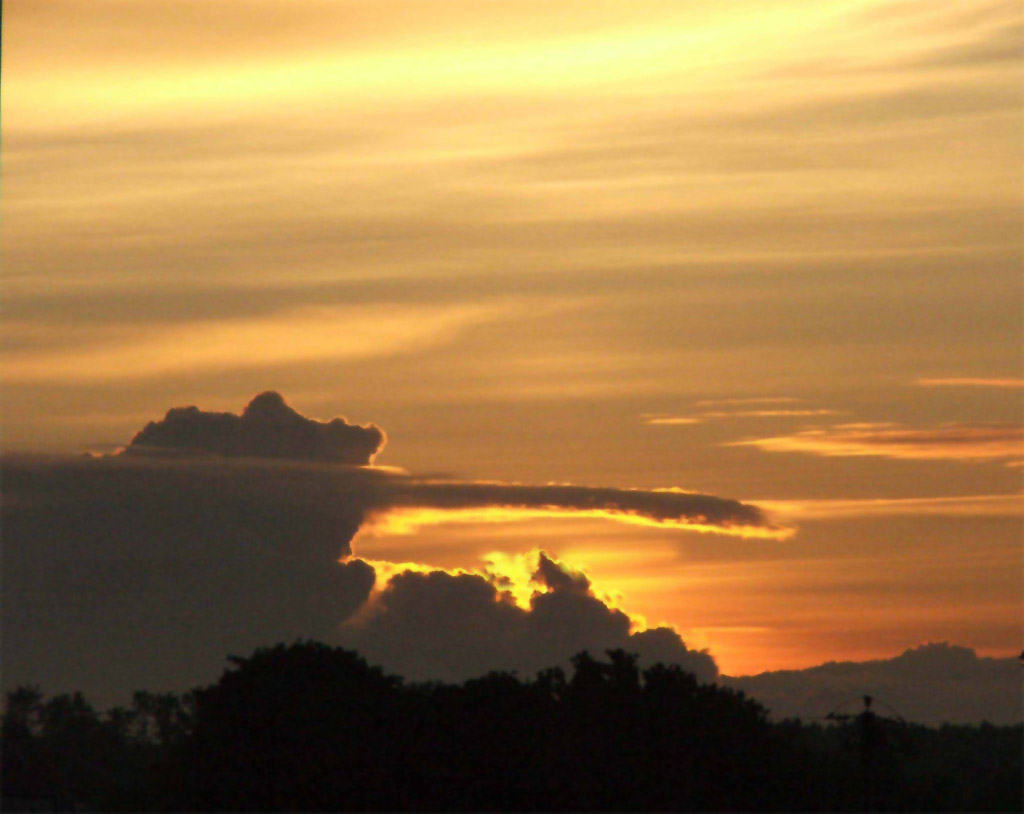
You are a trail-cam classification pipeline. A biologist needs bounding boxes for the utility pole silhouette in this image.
[827,694,905,811]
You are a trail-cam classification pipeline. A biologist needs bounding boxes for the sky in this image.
[2,0,1022,699]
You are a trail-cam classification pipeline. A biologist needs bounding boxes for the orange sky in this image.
[2,0,1021,675]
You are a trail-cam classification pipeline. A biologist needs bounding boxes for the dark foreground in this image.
[3,642,1021,811]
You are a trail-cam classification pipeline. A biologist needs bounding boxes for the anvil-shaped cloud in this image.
[1,393,782,705]
[113,392,787,540]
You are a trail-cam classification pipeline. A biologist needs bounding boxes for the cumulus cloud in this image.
[125,391,385,465]
[336,551,718,685]
[722,643,1022,725]
[732,422,1024,464]
[533,551,591,594]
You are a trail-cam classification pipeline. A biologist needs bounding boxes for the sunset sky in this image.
[2,0,1021,685]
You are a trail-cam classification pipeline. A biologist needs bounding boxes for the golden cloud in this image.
[732,422,1024,464]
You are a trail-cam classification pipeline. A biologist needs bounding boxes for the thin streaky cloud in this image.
[696,397,803,407]
[0,303,503,383]
[914,377,1024,389]
[700,409,840,419]
[363,505,791,540]
[733,422,1024,464]
[761,494,1024,521]
[646,408,838,425]
[364,481,792,540]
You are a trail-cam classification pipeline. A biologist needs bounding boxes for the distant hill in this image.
[722,642,1022,725]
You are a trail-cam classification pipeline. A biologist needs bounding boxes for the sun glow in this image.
[348,548,650,621]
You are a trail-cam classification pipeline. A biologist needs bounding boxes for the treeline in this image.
[2,642,1020,812]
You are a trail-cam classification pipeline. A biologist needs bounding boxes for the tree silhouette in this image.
[3,642,1021,812]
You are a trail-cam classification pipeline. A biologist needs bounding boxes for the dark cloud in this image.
[125,391,385,465]
[0,450,766,706]
[337,555,718,685]
[2,454,374,706]
[118,390,782,535]
[2,442,1015,724]
[366,479,783,537]
[532,551,590,594]
[722,643,1022,725]
[630,627,717,681]
[1,394,777,705]
[4,454,371,561]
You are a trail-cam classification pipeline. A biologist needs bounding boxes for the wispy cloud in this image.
[700,409,840,419]
[914,377,1024,389]
[646,404,839,426]
[732,422,1024,464]
[0,303,502,383]
[762,493,1024,521]
[695,397,803,408]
